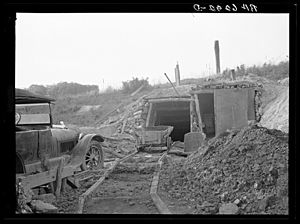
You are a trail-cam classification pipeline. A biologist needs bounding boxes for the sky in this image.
[16,13,289,91]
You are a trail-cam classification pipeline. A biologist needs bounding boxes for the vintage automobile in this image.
[15,88,105,175]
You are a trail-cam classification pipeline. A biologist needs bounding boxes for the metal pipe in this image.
[164,73,181,97]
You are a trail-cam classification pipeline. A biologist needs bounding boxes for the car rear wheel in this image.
[81,140,104,171]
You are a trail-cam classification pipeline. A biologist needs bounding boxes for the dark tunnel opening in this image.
[154,101,190,142]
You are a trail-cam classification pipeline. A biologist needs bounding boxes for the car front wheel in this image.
[81,140,104,171]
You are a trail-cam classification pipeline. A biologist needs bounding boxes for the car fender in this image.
[67,134,104,168]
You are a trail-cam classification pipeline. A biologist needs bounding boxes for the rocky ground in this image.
[16,75,290,215]
[158,125,289,214]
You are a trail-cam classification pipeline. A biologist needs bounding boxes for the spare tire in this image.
[80,140,104,170]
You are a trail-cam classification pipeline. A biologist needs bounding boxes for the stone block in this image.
[219,203,239,214]
[184,132,205,152]
[30,200,58,213]
[33,193,56,204]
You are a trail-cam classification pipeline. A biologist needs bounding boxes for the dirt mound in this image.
[260,87,289,133]
[160,125,288,214]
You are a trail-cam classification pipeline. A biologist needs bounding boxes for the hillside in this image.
[23,61,289,131]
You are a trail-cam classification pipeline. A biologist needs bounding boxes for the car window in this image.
[16,103,50,114]
[16,103,51,125]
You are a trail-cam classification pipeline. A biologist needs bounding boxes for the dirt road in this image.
[82,153,162,214]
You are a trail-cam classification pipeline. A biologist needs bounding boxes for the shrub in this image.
[122,77,150,94]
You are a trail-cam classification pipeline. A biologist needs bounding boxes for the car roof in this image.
[15,88,55,104]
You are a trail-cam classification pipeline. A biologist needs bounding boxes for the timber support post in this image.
[55,157,65,197]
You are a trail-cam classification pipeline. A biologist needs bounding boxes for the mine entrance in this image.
[197,93,215,138]
[153,101,190,142]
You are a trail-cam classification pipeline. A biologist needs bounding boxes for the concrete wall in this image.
[247,89,255,121]
[214,89,248,136]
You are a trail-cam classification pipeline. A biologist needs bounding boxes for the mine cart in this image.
[136,125,174,151]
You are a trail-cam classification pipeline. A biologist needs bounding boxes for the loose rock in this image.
[219,203,239,214]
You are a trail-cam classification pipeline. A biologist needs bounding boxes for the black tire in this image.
[80,140,104,171]
[16,154,25,174]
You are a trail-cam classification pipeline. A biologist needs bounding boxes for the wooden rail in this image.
[150,151,172,214]
[77,150,139,213]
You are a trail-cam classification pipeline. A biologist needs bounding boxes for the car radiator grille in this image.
[60,141,76,153]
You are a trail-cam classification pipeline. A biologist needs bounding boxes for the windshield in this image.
[15,103,51,125]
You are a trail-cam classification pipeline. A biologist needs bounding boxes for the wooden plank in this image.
[82,150,138,197]
[77,150,138,213]
[190,89,214,94]
[55,157,65,197]
[16,163,75,192]
[61,165,75,178]
[194,94,203,133]
[96,102,124,125]
[17,169,57,190]
[146,102,153,127]
[151,193,172,214]
[150,151,172,214]
[77,195,86,214]
[61,178,67,192]
[67,176,80,188]
[148,98,192,103]
[130,83,146,97]
[121,119,127,134]
[190,100,193,132]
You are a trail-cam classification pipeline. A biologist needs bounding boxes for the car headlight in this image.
[79,133,84,140]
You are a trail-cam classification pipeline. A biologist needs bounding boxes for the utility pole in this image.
[214,40,221,75]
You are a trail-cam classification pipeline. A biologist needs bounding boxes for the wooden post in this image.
[194,94,203,133]
[121,119,127,134]
[61,178,67,193]
[55,157,65,197]
[190,100,193,132]
[146,103,153,127]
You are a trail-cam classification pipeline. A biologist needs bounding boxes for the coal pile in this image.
[159,125,288,214]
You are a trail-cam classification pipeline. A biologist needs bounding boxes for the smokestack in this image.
[214,40,221,75]
[175,62,181,86]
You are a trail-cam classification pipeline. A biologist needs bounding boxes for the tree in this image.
[28,84,47,96]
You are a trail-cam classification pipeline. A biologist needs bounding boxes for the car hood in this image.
[51,128,79,142]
